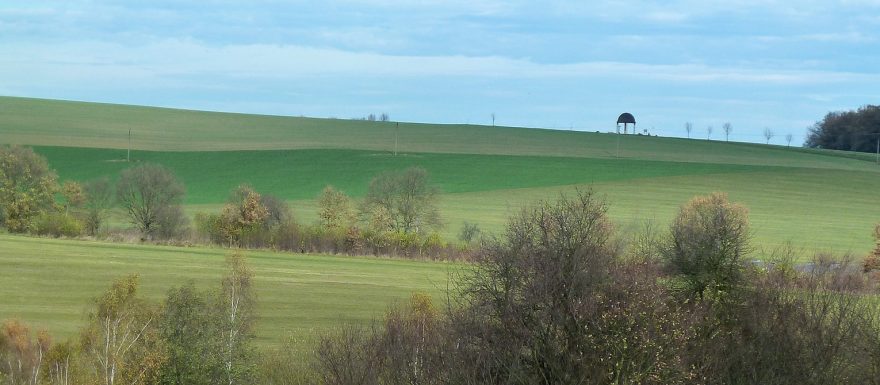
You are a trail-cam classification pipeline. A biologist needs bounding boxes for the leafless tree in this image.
[685,122,692,138]
[379,113,389,122]
[763,127,774,144]
[367,114,376,122]
[362,167,441,234]
[707,125,713,140]
[116,164,186,239]
[786,133,793,147]
[491,113,496,127]
[723,122,733,142]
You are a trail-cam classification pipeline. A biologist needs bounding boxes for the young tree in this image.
[707,125,713,140]
[61,181,85,213]
[116,164,186,239]
[218,186,269,247]
[0,319,51,385]
[664,192,750,299]
[685,122,692,138]
[362,167,441,234]
[456,190,621,382]
[220,253,256,385]
[83,178,115,236]
[723,122,733,142]
[785,133,794,147]
[44,340,76,385]
[317,186,355,231]
[158,283,224,385]
[763,127,775,144]
[80,275,165,385]
[0,146,59,232]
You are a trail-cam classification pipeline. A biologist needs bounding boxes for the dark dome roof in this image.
[617,112,636,124]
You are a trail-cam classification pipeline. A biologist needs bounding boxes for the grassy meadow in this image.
[1,96,879,351]
[0,234,455,354]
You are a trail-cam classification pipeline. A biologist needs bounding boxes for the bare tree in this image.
[786,133,793,147]
[763,127,774,144]
[685,122,693,138]
[707,125,713,140]
[379,113,389,122]
[367,114,376,122]
[491,113,496,127]
[723,122,733,142]
[362,167,441,234]
[83,178,114,236]
[116,164,186,239]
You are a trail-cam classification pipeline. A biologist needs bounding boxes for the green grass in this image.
[3,96,877,171]
[31,145,880,257]
[2,95,879,356]
[35,146,774,203]
[0,234,456,355]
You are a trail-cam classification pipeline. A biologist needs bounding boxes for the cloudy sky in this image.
[2,1,879,144]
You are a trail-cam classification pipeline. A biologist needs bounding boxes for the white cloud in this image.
[2,39,874,88]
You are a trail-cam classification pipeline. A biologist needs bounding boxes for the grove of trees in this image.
[806,104,880,152]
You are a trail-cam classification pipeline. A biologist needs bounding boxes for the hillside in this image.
[2,96,879,255]
[1,96,876,171]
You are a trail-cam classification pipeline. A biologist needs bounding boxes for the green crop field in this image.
[1,96,879,352]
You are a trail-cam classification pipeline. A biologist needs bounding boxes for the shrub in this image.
[458,221,481,244]
[664,192,750,299]
[31,211,83,237]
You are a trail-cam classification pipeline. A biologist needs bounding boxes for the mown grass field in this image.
[0,234,455,354]
[1,96,879,352]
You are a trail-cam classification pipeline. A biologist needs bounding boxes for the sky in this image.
[2,1,879,144]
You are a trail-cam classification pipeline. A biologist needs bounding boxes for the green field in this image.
[1,96,879,350]
[0,234,455,354]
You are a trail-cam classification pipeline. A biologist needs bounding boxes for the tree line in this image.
[0,145,464,260]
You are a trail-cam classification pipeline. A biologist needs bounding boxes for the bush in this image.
[664,192,750,299]
[31,211,83,237]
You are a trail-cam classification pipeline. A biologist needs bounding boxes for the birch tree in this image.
[0,319,51,385]
[219,253,256,385]
[80,275,165,385]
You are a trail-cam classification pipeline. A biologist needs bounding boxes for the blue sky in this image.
[2,1,879,144]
